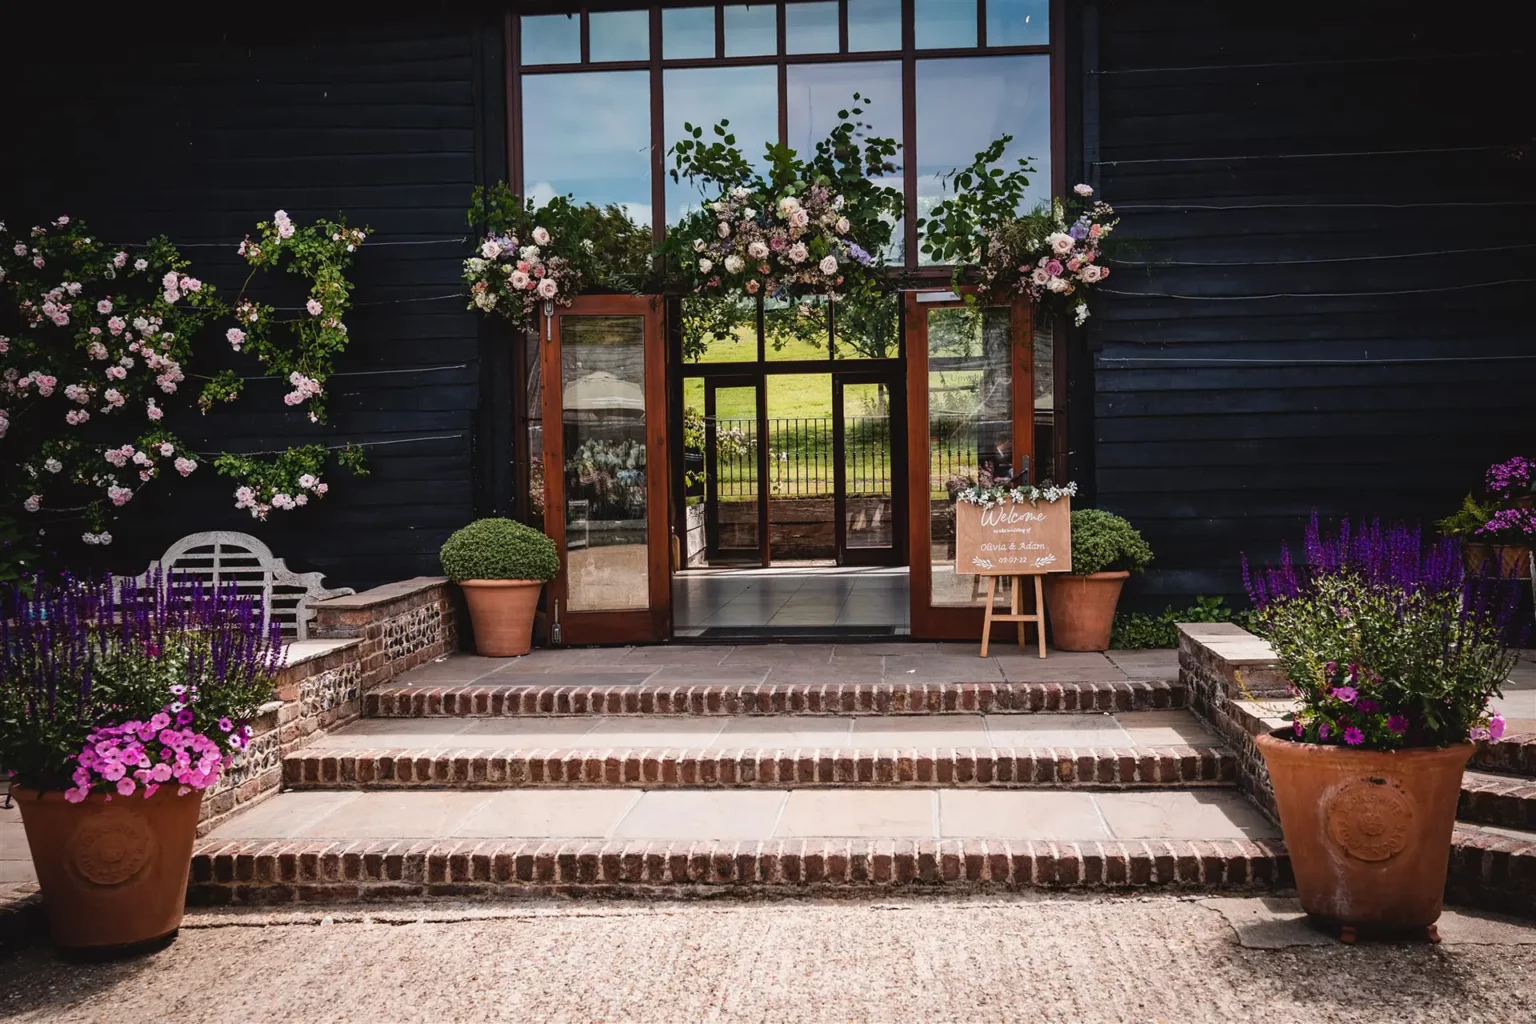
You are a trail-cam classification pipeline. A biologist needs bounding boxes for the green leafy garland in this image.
[918,137,1120,324]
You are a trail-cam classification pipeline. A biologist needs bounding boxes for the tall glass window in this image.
[522,14,580,65]
[914,0,977,49]
[988,0,1050,46]
[523,71,652,224]
[786,61,904,261]
[663,6,716,59]
[916,55,1051,263]
[784,1,839,53]
[847,0,902,51]
[724,4,778,56]
[663,66,778,224]
[590,9,650,62]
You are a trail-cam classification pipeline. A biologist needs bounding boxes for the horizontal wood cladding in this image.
[1089,0,1536,606]
[4,17,499,590]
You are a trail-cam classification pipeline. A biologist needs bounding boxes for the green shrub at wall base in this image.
[1070,509,1154,576]
[439,518,559,583]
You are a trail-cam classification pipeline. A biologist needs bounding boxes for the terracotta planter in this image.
[1255,731,1471,933]
[1463,542,1531,579]
[13,785,202,954]
[459,579,544,656]
[1041,571,1129,651]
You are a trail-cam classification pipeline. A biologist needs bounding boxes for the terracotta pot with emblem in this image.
[1254,731,1471,937]
[12,785,203,954]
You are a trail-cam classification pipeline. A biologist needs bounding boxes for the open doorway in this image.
[671,294,910,637]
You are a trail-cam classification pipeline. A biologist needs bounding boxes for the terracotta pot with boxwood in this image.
[440,518,560,657]
[1245,515,1517,940]
[1042,509,1152,651]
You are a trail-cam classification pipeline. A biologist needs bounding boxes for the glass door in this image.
[903,291,1035,639]
[541,296,670,644]
[834,372,905,566]
[702,377,766,566]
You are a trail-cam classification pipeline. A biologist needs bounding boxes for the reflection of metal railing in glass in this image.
[709,416,903,498]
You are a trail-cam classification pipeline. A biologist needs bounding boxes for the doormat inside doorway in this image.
[694,626,899,640]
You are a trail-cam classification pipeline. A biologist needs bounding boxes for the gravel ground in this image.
[2,895,1533,1024]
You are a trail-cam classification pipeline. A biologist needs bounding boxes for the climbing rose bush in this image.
[0,216,215,544]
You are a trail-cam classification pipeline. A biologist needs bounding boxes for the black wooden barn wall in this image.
[3,15,508,591]
[1082,1,1536,607]
[6,5,1532,607]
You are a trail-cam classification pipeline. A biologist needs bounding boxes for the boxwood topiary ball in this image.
[439,518,560,582]
[1069,508,1154,576]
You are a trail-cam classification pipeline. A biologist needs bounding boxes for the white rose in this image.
[693,239,707,252]
[1079,264,1103,283]
[790,209,810,230]
[787,243,808,264]
[835,217,850,234]
[818,255,838,275]
[777,196,801,217]
[748,241,769,260]
[532,227,550,246]
[1074,183,1094,197]
[1046,276,1070,293]
[724,255,745,274]
[480,239,502,259]
[1048,233,1075,255]
[1031,269,1050,286]
[698,258,713,274]
[537,277,558,299]
[717,221,731,239]
[510,270,530,289]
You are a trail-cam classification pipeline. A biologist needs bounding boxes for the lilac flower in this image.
[844,242,874,267]
[1343,727,1365,746]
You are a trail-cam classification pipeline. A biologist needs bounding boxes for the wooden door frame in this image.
[904,289,1035,640]
[540,294,671,644]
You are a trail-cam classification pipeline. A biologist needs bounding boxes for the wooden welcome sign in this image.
[954,496,1073,658]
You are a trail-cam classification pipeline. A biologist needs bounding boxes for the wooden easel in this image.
[979,573,1047,658]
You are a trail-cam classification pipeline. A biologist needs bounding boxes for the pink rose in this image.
[537,278,558,299]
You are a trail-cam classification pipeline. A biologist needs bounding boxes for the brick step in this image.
[190,786,1286,904]
[1459,771,1536,830]
[364,679,1185,718]
[1470,733,1536,776]
[1447,822,1536,919]
[284,744,1236,789]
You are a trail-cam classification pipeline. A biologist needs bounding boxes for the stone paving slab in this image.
[382,646,1180,689]
[1202,896,1536,948]
[207,787,1278,842]
[301,710,1218,752]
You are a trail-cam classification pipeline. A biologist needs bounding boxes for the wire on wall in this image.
[190,433,467,459]
[1100,278,1536,300]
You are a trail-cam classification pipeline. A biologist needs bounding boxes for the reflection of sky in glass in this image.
[664,66,778,224]
[914,0,976,49]
[724,4,777,56]
[663,6,715,59]
[523,72,653,227]
[590,9,650,62]
[916,56,1050,264]
[785,1,839,54]
[988,0,1050,46]
[786,62,904,261]
[522,14,580,65]
[847,0,902,51]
